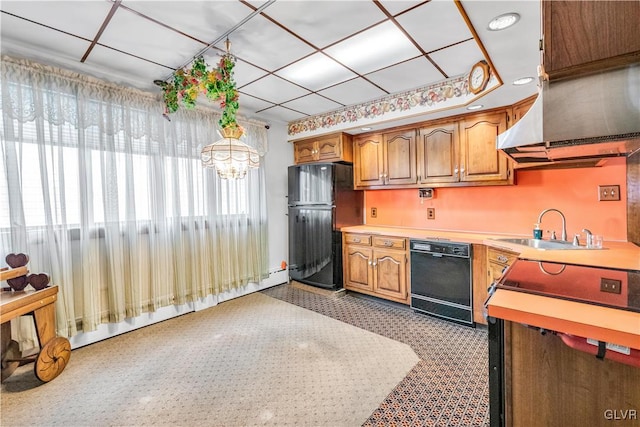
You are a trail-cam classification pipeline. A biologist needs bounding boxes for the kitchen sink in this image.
[492,238,602,250]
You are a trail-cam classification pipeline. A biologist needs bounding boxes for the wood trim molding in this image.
[628,153,640,246]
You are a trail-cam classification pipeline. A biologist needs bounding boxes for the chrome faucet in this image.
[582,228,593,247]
[537,208,567,241]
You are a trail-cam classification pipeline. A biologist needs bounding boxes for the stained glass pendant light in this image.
[201,126,259,179]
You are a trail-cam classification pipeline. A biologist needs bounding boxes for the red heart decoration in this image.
[27,273,50,290]
[7,275,29,291]
[5,253,29,268]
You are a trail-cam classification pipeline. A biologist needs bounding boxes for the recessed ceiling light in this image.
[467,105,483,111]
[513,77,535,86]
[361,127,372,131]
[488,13,520,31]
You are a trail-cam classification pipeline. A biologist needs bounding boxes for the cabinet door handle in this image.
[497,255,508,263]
[353,237,361,243]
[368,260,372,266]
[384,240,393,247]
[454,167,459,177]
[372,261,377,268]
[460,167,465,175]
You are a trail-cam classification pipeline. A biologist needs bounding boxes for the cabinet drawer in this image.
[345,233,371,246]
[372,236,406,250]
[487,247,518,266]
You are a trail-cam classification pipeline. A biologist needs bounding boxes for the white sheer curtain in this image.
[0,56,269,346]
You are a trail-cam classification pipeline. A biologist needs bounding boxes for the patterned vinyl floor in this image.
[262,283,490,427]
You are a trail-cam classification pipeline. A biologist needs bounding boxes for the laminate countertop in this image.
[341,224,640,270]
[341,225,640,350]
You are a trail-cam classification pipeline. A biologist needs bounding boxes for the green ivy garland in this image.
[159,54,240,130]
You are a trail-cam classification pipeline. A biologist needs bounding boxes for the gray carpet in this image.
[1,292,419,427]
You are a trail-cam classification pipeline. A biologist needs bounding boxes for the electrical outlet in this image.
[600,278,622,294]
[427,208,435,220]
[371,207,377,218]
[598,185,620,201]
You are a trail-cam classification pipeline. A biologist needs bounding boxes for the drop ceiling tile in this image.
[120,1,254,44]
[396,1,472,53]
[366,57,446,93]
[317,78,387,106]
[378,0,424,17]
[0,1,112,40]
[1,13,91,63]
[429,39,484,78]
[275,53,356,92]
[260,1,386,48]
[282,94,343,116]
[98,7,205,69]
[324,21,421,75]
[257,105,307,123]
[238,93,274,118]
[83,45,175,91]
[228,59,270,88]
[241,75,310,105]
[212,14,315,72]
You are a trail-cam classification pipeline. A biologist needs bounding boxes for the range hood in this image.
[497,65,640,166]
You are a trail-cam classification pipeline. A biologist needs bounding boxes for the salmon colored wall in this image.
[365,158,628,241]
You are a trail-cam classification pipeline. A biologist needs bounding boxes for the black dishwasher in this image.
[410,239,474,326]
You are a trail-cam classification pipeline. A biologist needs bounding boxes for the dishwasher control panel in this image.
[410,240,470,258]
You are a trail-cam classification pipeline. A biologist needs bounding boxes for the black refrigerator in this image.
[288,163,363,289]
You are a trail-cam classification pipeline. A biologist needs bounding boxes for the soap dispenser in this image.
[533,223,543,239]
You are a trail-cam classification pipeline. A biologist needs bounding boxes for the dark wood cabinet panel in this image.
[506,322,640,425]
[543,0,640,80]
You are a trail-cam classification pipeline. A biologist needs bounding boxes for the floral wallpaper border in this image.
[287,72,495,137]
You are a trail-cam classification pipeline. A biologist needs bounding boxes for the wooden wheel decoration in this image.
[34,337,71,382]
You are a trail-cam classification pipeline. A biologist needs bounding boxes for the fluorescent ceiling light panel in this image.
[275,53,356,91]
[325,21,421,75]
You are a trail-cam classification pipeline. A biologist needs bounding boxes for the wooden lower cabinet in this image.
[503,322,640,426]
[487,246,518,288]
[476,246,519,326]
[343,233,409,304]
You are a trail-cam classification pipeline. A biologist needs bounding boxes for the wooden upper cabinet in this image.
[510,95,536,127]
[417,122,459,184]
[353,134,385,187]
[353,130,416,188]
[459,111,510,183]
[383,130,417,186]
[542,0,640,81]
[292,132,353,164]
[293,140,317,164]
